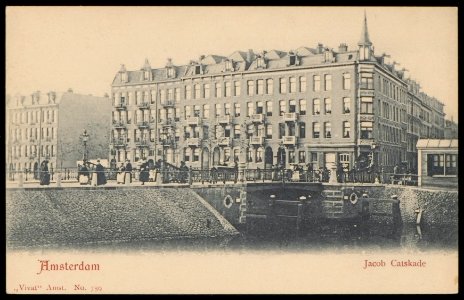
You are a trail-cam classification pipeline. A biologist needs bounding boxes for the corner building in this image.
[110,14,445,172]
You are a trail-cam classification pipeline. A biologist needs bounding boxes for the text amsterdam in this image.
[37,260,100,275]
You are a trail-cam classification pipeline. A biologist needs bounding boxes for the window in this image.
[343,97,351,113]
[185,86,191,100]
[324,98,332,114]
[247,102,253,116]
[224,148,231,162]
[279,100,286,116]
[234,81,241,96]
[256,148,263,163]
[279,123,285,139]
[192,148,200,162]
[299,76,307,92]
[194,105,201,117]
[224,103,231,115]
[288,122,296,136]
[289,100,296,113]
[225,82,232,97]
[279,78,287,94]
[257,79,264,95]
[343,121,351,138]
[195,65,201,75]
[313,75,320,91]
[360,73,374,89]
[445,154,458,175]
[313,122,320,138]
[185,106,191,119]
[266,101,273,116]
[144,70,150,80]
[215,103,222,117]
[313,99,320,115]
[360,121,373,139]
[204,84,210,99]
[289,77,296,93]
[202,105,209,119]
[324,74,332,91]
[247,81,254,96]
[256,57,265,68]
[266,124,272,139]
[247,148,253,162]
[289,55,296,66]
[300,99,306,116]
[225,60,233,71]
[361,97,373,114]
[234,124,241,139]
[288,150,295,164]
[343,73,351,90]
[299,151,306,163]
[324,122,331,138]
[256,101,263,114]
[234,103,241,117]
[266,79,273,94]
[167,67,175,78]
[194,84,201,99]
[299,122,306,138]
[215,82,222,98]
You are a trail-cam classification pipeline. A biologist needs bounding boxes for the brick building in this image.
[6,90,112,176]
[109,14,446,172]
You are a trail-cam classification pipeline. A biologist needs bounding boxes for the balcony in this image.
[186,137,200,147]
[135,139,149,147]
[113,121,126,129]
[137,102,150,109]
[137,121,150,129]
[115,104,127,111]
[161,118,176,127]
[251,114,264,123]
[218,137,231,146]
[187,117,201,126]
[29,154,37,160]
[217,115,231,124]
[111,138,127,147]
[249,136,264,146]
[360,89,375,97]
[45,137,53,142]
[161,100,176,108]
[283,112,298,122]
[282,136,297,145]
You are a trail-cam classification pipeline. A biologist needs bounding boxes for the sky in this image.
[6,6,458,121]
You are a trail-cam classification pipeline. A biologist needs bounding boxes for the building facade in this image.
[444,118,458,139]
[110,14,446,172]
[6,90,112,176]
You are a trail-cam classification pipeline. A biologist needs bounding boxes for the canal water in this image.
[17,222,457,253]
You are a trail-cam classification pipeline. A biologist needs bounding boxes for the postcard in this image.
[5,6,458,294]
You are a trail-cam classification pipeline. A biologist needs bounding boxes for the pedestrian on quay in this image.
[95,159,107,186]
[124,159,133,184]
[234,160,239,183]
[117,163,125,184]
[337,162,344,183]
[179,161,189,183]
[78,161,90,185]
[39,160,50,186]
[393,164,400,184]
[210,166,218,184]
[139,159,149,185]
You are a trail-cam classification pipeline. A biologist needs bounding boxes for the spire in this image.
[143,58,151,69]
[358,11,372,46]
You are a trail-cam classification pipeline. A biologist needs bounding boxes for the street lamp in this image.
[82,129,89,161]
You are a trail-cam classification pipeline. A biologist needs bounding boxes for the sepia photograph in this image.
[5,6,458,294]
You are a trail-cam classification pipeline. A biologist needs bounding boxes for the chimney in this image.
[317,43,324,54]
[246,49,254,62]
[104,93,109,98]
[199,55,205,62]
[338,43,348,53]
[67,88,73,93]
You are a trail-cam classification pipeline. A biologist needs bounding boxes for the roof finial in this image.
[358,10,372,46]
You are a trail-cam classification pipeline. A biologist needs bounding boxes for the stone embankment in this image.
[6,188,238,248]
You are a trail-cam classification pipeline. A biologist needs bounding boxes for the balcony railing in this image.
[113,121,127,129]
[137,121,150,129]
[111,138,127,147]
[135,139,149,147]
[187,117,201,126]
[282,136,297,145]
[186,137,200,147]
[217,115,231,124]
[249,136,264,146]
[251,114,264,123]
[161,118,176,127]
[218,137,231,146]
[161,100,176,108]
[115,104,127,110]
[283,112,298,122]
[137,102,150,109]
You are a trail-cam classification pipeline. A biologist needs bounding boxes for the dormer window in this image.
[256,56,265,69]
[195,65,201,75]
[167,67,175,78]
[121,72,127,82]
[289,55,296,66]
[144,70,150,80]
[359,46,370,61]
[224,59,233,71]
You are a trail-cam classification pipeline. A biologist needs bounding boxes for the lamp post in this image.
[82,129,89,161]
[279,141,286,183]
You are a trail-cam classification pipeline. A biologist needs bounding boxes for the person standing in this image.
[139,159,149,185]
[39,160,50,185]
[78,161,90,185]
[117,163,125,184]
[95,160,107,186]
[125,159,133,184]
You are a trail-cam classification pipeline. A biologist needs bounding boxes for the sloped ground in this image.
[6,188,238,248]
